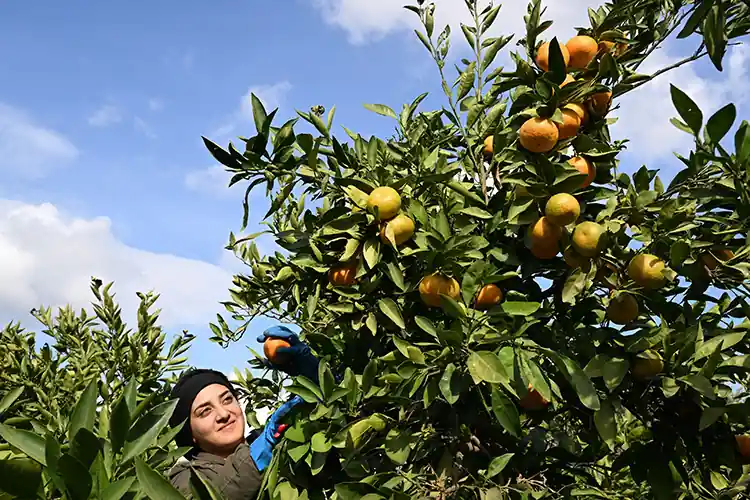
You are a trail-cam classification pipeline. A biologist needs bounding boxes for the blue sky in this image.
[0,0,747,373]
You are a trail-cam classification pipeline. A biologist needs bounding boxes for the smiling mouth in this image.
[218,421,236,432]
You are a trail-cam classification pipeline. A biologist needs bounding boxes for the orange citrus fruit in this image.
[568,156,596,189]
[483,136,494,157]
[628,254,666,289]
[264,338,291,364]
[736,435,750,458]
[563,102,589,126]
[607,293,639,325]
[367,186,401,221]
[545,193,580,226]
[536,41,570,72]
[419,274,461,307]
[380,214,415,246]
[328,262,358,286]
[561,74,575,87]
[589,91,612,117]
[519,117,559,153]
[528,216,563,259]
[632,353,664,380]
[556,108,581,140]
[566,35,599,69]
[701,248,735,271]
[475,284,503,310]
[598,40,628,57]
[571,221,605,257]
[519,384,549,410]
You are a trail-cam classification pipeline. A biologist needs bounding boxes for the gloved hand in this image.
[249,395,303,471]
[257,325,320,383]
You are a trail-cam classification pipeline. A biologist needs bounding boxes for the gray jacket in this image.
[168,442,263,499]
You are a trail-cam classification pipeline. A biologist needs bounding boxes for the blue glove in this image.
[257,325,320,383]
[249,396,303,471]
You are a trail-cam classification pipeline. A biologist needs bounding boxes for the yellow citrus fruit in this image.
[483,136,494,157]
[419,274,461,307]
[528,217,562,259]
[556,108,581,140]
[328,262,358,286]
[536,41,570,72]
[566,35,599,69]
[571,221,605,257]
[701,248,735,271]
[563,247,591,271]
[632,353,664,380]
[598,39,628,57]
[545,193,580,226]
[519,117,559,153]
[628,254,667,289]
[589,91,612,117]
[264,338,291,364]
[563,102,589,126]
[475,284,503,310]
[568,156,596,189]
[367,186,401,220]
[380,214,415,246]
[607,293,639,325]
[736,435,750,459]
[519,384,549,410]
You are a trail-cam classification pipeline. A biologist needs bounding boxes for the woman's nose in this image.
[215,406,230,420]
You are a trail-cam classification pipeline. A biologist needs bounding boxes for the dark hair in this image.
[169,369,239,450]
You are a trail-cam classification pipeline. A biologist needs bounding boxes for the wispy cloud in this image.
[0,103,78,178]
[148,98,164,111]
[133,116,157,139]
[87,104,122,127]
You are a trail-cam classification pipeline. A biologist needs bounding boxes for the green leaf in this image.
[0,422,46,465]
[467,351,508,385]
[69,379,98,441]
[0,458,42,498]
[459,207,492,219]
[546,38,567,82]
[318,361,336,401]
[58,454,93,500]
[670,84,702,136]
[101,478,136,500]
[414,316,439,339]
[677,0,713,39]
[706,103,736,144]
[121,399,179,464]
[311,432,332,453]
[594,400,617,449]
[704,5,727,71]
[486,453,514,479]
[385,262,406,292]
[378,298,405,329]
[250,93,268,134]
[363,238,381,269]
[670,240,690,267]
[562,269,587,305]
[695,332,744,360]
[384,429,411,465]
[189,469,224,500]
[699,407,726,431]
[546,351,600,410]
[363,103,397,119]
[0,387,23,416]
[500,301,540,316]
[680,374,715,399]
[110,395,131,455]
[601,358,629,392]
[490,387,521,438]
[439,363,461,405]
[134,457,186,500]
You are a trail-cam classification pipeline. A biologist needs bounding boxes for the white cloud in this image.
[0,199,232,328]
[134,116,157,139]
[0,103,78,177]
[611,44,750,171]
[148,98,164,111]
[309,0,600,46]
[88,105,122,127]
[184,165,235,197]
[210,81,293,143]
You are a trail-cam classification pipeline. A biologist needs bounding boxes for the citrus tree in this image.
[204,0,750,498]
[0,279,197,499]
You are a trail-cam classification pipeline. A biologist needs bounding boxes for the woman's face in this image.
[189,384,245,457]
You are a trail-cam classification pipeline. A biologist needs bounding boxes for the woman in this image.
[168,326,318,498]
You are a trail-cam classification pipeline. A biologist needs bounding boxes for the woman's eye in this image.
[223,396,234,404]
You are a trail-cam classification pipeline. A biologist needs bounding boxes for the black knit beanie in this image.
[169,368,238,449]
